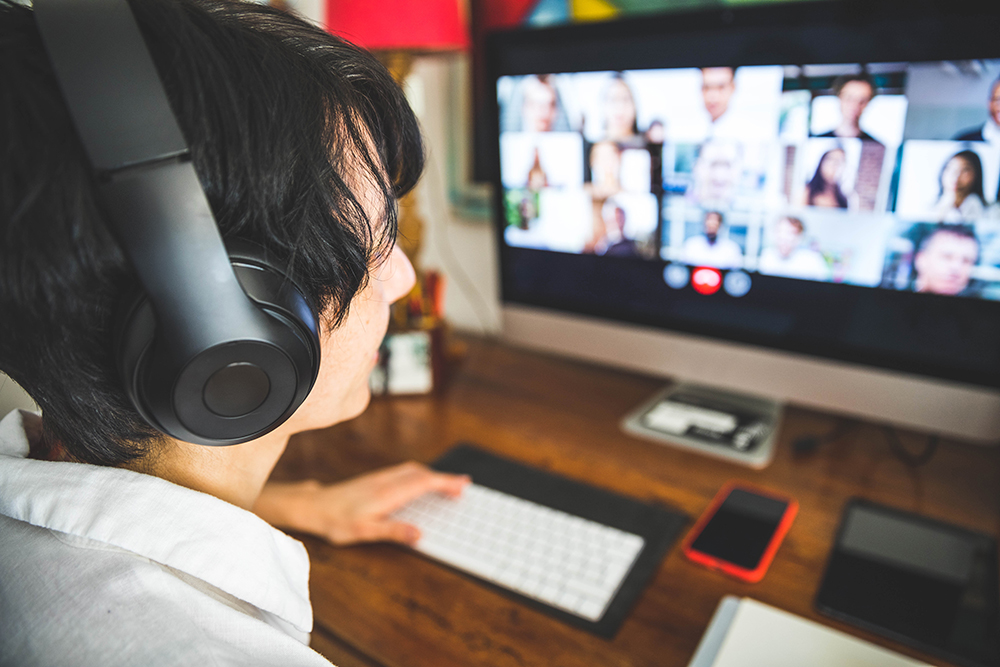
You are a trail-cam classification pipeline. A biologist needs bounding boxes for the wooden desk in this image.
[271,336,1000,667]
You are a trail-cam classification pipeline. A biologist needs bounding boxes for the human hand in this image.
[254,462,469,546]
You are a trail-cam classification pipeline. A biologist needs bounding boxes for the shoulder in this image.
[953,126,985,142]
[0,515,329,667]
[961,194,986,215]
[721,238,743,254]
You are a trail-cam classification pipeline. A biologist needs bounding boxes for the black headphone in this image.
[34,0,322,446]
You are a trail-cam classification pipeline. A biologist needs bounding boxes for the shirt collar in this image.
[984,117,1000,144]
[0,410,312,633]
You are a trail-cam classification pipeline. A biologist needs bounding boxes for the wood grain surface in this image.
[273,336,1000,667]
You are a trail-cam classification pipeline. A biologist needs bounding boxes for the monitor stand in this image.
[621,383,782,469]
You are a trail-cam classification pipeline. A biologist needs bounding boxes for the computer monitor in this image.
[486,1,1000,444]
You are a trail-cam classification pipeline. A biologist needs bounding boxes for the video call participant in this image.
[598,200,640,257]
[588,140,623,200]
[0,0,468,664]
[911,224,981,296]
[645,119,666,144]
[690,139,742,209]
[816,73,881,144]
[700,66,739,137]
[520,74,569,132]
[681,210,743,268]
[953,76,1000,144]
[801,147,853,209]
[602,74,642,144]
[932,149,987,222]
[757,217,830,281]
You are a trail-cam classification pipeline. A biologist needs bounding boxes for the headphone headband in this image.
[34,0,322,445]
[33,0,187,172]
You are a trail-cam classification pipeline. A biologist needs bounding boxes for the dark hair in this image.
[939,150,985,204]
[704,210,724,226]
[917,223,980,256]
[807,149,848,209]
[831,72,876,98]
[0,0,423,465]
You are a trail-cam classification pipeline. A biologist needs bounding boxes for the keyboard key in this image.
[390,483,645,622]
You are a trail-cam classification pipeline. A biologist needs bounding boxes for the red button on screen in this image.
[691,267,722,295]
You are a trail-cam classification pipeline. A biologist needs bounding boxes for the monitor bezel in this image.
[486,0,1000,392]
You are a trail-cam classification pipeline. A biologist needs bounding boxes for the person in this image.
[520,74,567,132]
[690,139,742,209]
[526,147,549,191]
[588,140,623,200]
[801,147,852,209]
[598,200,640,257]
[700,67,735,132]
[757,216,829,281]
[911,224,980,296]
[681,210,743,268]
[601,74,641,144]
[931,150,987,222]
[645,119,666,144]
[0,0,469,664]
[816,73,881,144]
[953,76,1000,143]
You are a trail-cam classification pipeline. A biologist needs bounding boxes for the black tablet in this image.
[816,498,1000,667]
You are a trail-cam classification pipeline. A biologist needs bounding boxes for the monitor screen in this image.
[489,2,1000,390]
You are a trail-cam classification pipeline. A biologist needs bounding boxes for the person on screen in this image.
[682,210,743,268]
[691,139,742,209]
[520,74,567,132]
[588,140,623,200]
[911,224,980,296]
[700,67,739,136]
[599,200,640,257]
[801,148,853,209]
[816,73,881,144]
[602,74,642,144]
[931,150,987,222]
[953,77,1000,143]
[645,119,666,144]
[758,216,830,281]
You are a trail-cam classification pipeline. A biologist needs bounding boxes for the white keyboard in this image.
[391,483,645,622]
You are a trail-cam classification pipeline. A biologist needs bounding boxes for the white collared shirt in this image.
[0,410,333,667]
[758,247,830,282]
[681,234,744,269]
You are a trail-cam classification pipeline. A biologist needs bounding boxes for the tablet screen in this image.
[816,499,999,667]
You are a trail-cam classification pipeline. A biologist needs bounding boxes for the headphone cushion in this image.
[115,240,321,444]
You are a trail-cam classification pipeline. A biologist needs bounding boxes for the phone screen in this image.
[689,488,790,570]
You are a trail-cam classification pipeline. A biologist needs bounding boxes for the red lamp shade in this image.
[326,0,469,52]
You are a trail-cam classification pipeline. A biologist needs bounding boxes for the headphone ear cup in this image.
[115,286,158,430]
[114,242,322,445]
[225,241,322,386]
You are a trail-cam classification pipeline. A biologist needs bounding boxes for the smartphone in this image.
[682,482,797,582]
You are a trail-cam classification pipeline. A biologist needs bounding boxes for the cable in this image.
[792,418,855,454]
[881,426,939,468]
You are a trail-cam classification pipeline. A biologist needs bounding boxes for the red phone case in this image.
[681,481,798,583]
